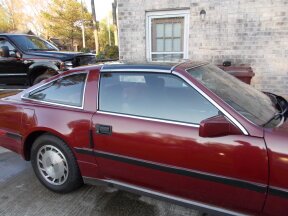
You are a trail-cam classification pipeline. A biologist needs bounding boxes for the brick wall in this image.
[118,0,288,98]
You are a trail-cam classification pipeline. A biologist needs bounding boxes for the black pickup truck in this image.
[0,34,96,85]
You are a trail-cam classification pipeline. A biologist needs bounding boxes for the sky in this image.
[81,0,114,21]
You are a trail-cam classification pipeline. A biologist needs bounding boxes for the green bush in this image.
[105,45,119,59]
[80,47,91,53]
[96,51,106,60]
[96,45,119,60]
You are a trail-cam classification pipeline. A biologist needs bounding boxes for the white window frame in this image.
[146,10,190,62]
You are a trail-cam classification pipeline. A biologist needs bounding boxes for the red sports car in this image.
[0,61,287,216]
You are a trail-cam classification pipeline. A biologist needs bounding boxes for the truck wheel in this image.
[31,134,83,193]
[32,70,57,85]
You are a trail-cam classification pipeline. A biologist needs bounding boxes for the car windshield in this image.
[187,64,281,127]
[10,35,58,51]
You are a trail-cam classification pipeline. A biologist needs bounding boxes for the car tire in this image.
[31,134,83,193]
[32,70,56,85]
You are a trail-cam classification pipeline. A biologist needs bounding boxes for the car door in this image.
[92,71,268,214]
[0,37,27,84]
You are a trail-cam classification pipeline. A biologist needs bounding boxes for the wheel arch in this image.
[23,128,70,161]
[28,62,59,85]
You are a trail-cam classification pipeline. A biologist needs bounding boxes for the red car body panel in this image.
[92,112,268,214]
[262,122,288,215]
[0,62,287,215]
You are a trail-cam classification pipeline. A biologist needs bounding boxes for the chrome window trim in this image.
[21,71,89,110]
[97,111,200,128]
[0,73,26,76]
[172,71,249,135]
[101,69,171,73]
[97,71,100,110]
[0,89,25,91]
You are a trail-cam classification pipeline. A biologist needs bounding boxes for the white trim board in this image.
[146,10,190,62]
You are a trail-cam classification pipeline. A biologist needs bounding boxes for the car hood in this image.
[264,120,288,145]
[26,50,95,61]
[273,121,288,133]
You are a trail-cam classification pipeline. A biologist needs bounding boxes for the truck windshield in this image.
[10,35,58,51]
[187,64,282,128]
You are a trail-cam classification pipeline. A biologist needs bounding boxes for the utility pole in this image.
[112,0,118,46]
[91,0,99,54]
[81,23,86,49]
[107,14,111,46]
[80,0,86,48]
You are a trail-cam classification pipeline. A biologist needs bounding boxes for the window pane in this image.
[156,39,164,52]
[156,24,164,37]
[100,73,219,124]
[165,23,173,37]
[0,40,15,50]
[10,35,57,51]
[151,54,164,61]
[188,64,278,126]
[151,16,185,58]
[173,38,181,51]
[0,39,16,57]
[165,39,172,52]
[171,54,183,59]
[28,73,87,107]
[152,53,183,61]
[173,23,181,37]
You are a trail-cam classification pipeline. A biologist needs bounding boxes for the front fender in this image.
[27,61,61,85]
[28,61,60,77]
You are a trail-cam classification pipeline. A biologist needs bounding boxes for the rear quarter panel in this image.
[0,99,94,160]
[0,68,100,178]
[20,103,95,163]
[0,100,23,154]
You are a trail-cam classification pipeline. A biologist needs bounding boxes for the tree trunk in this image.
[91,0,99,54]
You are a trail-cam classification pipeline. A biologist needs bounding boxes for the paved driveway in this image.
[0,89,201,216]
[0,148,200,216]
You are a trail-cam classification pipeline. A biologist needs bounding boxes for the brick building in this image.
[117,0,288,98]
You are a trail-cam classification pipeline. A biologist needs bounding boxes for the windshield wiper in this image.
[263,106,288,127]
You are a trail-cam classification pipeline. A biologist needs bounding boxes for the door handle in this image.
[96,124,112,135]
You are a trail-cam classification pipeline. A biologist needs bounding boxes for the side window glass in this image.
[99,73,219,124]
[0,39,15,57]
[27,73,87,107]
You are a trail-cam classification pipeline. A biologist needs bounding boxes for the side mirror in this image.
[0,46,10,57]
[199,115,243,138]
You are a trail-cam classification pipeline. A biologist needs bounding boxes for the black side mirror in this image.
[0,46,10,57]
